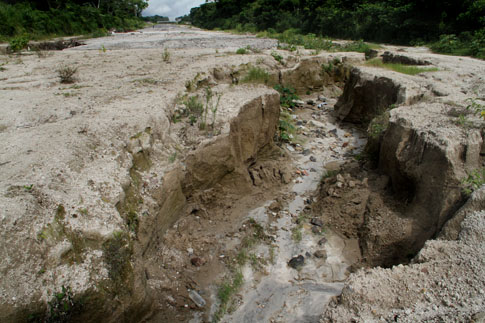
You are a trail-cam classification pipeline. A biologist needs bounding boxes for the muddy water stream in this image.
[201,97,366,322]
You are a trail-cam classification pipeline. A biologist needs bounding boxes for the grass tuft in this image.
[365,58,438,75]
[241,66,269,84]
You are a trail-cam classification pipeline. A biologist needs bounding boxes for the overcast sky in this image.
[142,0,206,20]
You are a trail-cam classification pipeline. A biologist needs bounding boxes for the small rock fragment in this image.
[288,255,305,269]
[309,156,317,162]
[310,218,323,227]
[318,95,327,102]
[314,250,327,259]
[318,237,327,245]
[312,226,321,234]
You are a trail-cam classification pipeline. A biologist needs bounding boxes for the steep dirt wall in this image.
[318,66,484,267]
[333,67,404,124]
[280,56,353,96]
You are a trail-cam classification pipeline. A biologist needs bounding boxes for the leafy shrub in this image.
[278,111,296,143]
[8,35,29,52]
[274,85,299,109]
[430,30,485,59]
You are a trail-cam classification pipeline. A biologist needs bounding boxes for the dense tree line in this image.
[141,15,169,23]
[187,0,484,57]
[0,0,148,40]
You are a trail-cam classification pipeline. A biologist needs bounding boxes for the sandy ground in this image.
[1,24,484,323]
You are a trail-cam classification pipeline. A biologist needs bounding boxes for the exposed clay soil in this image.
[1,24,484,323]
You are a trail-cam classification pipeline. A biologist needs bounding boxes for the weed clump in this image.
[236,47,247,54]
[57,66,78,84]
[162,48,170,62]
[271,51,284,64]
[462,168,485,196]
[241,66,269,84]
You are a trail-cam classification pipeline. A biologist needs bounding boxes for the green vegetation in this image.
[102,231,133,290]
[0,1,147,43]
[141,15,169,23]
[184,95,204,122]
[365,58,439,75]
[274,84,299,109]
[462,168,485,196]
[274,85,299,143]
[162,48,170,63]
[271,51,283,64]
[201,86,222,131]
[466,97,485,120]
[236,47,248,54]
[57,66,78,84]
[213,218,271,322]
[186,0,484,59]
[291,225,302,242]
[46,285,77,323]
[28,285,81,322]
[212,270,244,322]
[430,32,485,60]
[8,34,29,52]
[278,111,296,143]
[241,66,269,84]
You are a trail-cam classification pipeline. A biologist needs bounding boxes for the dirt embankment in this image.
[312,52,485,321]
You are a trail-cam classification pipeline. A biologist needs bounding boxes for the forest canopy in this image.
[0,0,148,40]
[187,0,485,58]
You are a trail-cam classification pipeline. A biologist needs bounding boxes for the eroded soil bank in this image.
[0,24,484,322]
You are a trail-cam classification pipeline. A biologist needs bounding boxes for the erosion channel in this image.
[0,24,484,323]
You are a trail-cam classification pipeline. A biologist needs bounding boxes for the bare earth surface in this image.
[0,24,484,322]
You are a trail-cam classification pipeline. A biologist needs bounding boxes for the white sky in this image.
[142,0,206,20]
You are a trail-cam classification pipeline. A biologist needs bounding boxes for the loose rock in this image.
[310,218,323,227]
[314,250,327,259]
[288,255,305,269]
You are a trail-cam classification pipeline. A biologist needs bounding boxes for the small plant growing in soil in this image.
[201,86,221,131]
[274,85,299,109]
[241,66,269,84]
[213,270,244,322]
[184,95,204,124]
[236,47,247,54]
[271,51,284,64]
[461,168,485,196]
[45,285,78,323]
[466,97,485,119]
[57,66,78,84]
[162,48,170,62]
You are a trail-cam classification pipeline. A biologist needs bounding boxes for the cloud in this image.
[142,0,206,20]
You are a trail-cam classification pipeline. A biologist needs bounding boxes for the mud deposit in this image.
[1,24,484,322]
